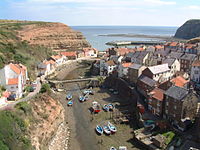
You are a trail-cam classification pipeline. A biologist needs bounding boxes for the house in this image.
[171,76,189,88]
[164,86,198,130]
[165,42,179,51]
[191,60,200,83]
[148,88,164,116]
[162,58,180,76]
[50,54,67,66]
[83,47,98,57]
[100,59,117,76]
[137,75,157,97]
[185,44,197,54]
[60,51,77,60]
[0,63,28,98]
[180,53,197,72]
[118,63,132,78]
[168,52,184,61]
[155,45,164,51]
[128,64,146,85]
[131,51,150,65]
[142,64,171,83]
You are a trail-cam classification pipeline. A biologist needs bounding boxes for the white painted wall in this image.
[191,66,200,83]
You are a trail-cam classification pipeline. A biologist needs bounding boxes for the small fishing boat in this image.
[92,101,101,113]
[108,122,117,133]
[66,93,72,100]
[110,147,117,150]
[79,96,85,102]
[95,125,103,135]
[107,103,115,111]
[67,100,73,106]
[103,125,111,135]
[103,104,109,111]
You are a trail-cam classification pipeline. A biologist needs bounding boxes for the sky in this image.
[0,0,200,26]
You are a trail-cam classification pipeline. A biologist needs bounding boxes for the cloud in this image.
[188,5,200,10]
[144,0,176,5]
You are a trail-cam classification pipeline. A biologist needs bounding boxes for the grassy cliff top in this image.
[0,20,54,79]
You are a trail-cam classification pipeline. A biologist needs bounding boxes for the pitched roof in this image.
[106,60,116,66]
[155,45,164,49]
[180,53,197,61]
[148,64,170,75]
[9,63,21,75]
[138,75,157,87]
[61,51,77,57]
[165,86,188,100]
[129,63,142,69]
[7,78,18,85]
[169,52,184,59]
[122,63,132,68]
[169,42,178,47]
[162,58,176,67]
[150,88,164,101]
[44,60,56,65]
[171,76,188,87]
[51,55,62,60]
[192,60,200,67]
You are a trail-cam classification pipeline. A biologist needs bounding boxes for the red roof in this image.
[150,88,164,101]
[83,47,98,52]
[61,51,77,57]
[192,60,200,67]
[122,63,132,68]
[171,76,188,87]
[44,60,56,65]
[9,63,27,76]
[7,78,18,85]
[155,45,164,49]
[106,60,116,66]
[170,42,178,47]
[51,55,62,60]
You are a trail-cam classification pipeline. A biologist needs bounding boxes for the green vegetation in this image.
[0,20,53,78]
[0,109,32,150]
[162,131,175,145]
[0,85,6,97]
[40,83,50,93]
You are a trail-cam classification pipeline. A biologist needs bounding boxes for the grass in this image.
[162,131,175,145]
[0,20,53,78]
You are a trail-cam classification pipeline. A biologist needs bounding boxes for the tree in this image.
[40,83,50,93]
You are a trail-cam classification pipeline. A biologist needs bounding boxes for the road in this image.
[59,83,99,150]
[0,78,41,111]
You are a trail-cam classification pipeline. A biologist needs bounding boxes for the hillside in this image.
[0,93,65,150]
[0,20,90,77]
[174,19,200,39]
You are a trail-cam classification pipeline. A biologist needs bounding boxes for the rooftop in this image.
[7,78,18,85]
[192,60,200,67]
[165,86,188,101]
[138,75,157,87]
[180,53,197,61]
[171,76,188,87]
[150,88,164,101]
[129,63,142,69]
[148,64,170,75]
[162,58,176,67]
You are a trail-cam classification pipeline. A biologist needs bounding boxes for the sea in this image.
[71,26,178,51]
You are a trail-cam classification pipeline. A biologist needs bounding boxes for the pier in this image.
[106,41,166,46]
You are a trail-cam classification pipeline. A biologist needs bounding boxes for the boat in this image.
[103,104,109,111]
[95,125,103,135]
[103,125,111,135]
[79,96,85,102]
[110,147,117,150]
[67,100,73,106]
[66,93,72,100]
[107,103,115,111]
[108,122,117,133]
[92,101,101,113]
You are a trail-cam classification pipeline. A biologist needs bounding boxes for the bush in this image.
[15,102,32,114]
[0,140,9,150]
[25,86,34,93]
[40,83,50,93]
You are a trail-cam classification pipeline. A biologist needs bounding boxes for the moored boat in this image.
[96,125,103,135]
[66,93,72,100]
[107,103,115,111]
[92,101,101,113]
[108,121,117,133]
[103,125,111,135]
[110,147,117,150]
[67,100,73,106]
[79,96,85,102]
[103,104,109,111]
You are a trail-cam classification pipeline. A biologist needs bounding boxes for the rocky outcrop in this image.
[174,19,200,39]
[18,22,90,51]
[28,94,65,150]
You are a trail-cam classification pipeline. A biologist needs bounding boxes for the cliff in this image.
[174,19,200,39]
[0,20,90,76]
[0,93,65,150]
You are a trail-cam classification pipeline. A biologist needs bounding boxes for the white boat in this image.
[110,147,117,150]
[103,125,111,135]
[108,122,117,133]
[96,125,103,135]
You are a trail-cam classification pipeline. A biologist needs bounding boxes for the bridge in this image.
[47,76,104,84]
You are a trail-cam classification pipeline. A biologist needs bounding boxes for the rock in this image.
[174,19,200,39]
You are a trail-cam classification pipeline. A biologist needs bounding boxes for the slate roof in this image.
[165,86,188,100]
[129,63,142,69]
[168,52,184,59]
[148,64,170,75]
[138,75,157,87]
[180,53,197,61]
[162,58,176,67]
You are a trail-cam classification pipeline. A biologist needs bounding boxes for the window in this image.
[173,114,176,117]
[195,70,199,74]
[165,110,168,114]
[166,101,169,106]
[174,105,177,110]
